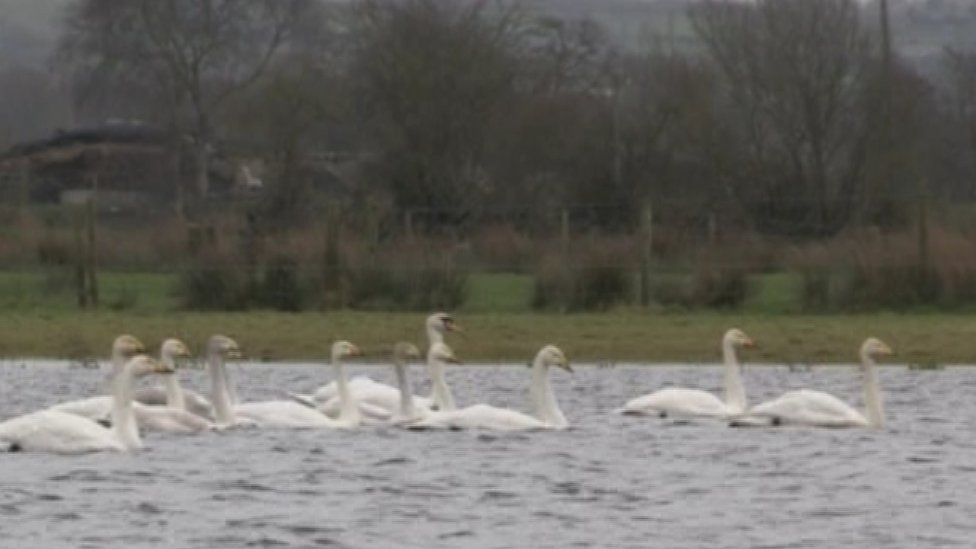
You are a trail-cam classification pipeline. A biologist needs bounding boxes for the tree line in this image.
[26,0,976,239]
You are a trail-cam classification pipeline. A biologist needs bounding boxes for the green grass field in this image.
[0,269,973,364]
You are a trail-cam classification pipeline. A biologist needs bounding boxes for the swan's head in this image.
[426,312,462,335]
[723,328,755,349]
[126,355,175,377]
[208,335,242,359]
[429,342,460,365]
[860,337,893,360]
[160,338,192,363]
[538,345,572,372]
[394,342,421,361]
[331,340,361,360]
[113,334,146,359]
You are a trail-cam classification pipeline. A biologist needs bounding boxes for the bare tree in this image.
[944,48,976,195]
[480,14,621,222]
[350,0,523,222]
[57,0,314,200]
[617,51,722,226]
[689,0,874,237]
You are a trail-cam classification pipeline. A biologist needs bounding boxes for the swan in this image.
[53,339,215,433]
[426,341,460,412]
[0,355,173,454]
[48,334,147,419]
[291,312,458,417]
[406,345,572,431]
[132,339,215,433]
[133,339,214,419]
[388,342,425,424]
[618,328,755,418]
[206,335,363,429]
[735,337,892,428]
[289,377,416,422]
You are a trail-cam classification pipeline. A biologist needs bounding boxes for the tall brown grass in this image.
[792,227,976,310]
[532,236,635,311]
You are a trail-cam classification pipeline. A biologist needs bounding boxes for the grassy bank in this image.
[0,310,972,365]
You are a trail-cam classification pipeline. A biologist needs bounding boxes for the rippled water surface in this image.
[0,360,974,548]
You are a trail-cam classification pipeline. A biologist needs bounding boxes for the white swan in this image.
[0,356,172,454]
[388,342,426,424]
[407,345,572,431]
[618,328,754,418]
[426,341,460,412]
[53,339,215,433]
[133,339,214,419]
[205,335,363,429]
[49,334,147,419]
[293,312,458,418]
[133,339,215,433]
[736,337,892,428]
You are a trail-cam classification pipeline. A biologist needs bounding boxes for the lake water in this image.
[0,360,973,548]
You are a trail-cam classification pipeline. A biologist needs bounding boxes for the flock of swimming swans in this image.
[0,313,893,454]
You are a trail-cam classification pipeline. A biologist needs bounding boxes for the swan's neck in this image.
[427,327,444,347]
[110,352,127,379]
[110,366,141,450]
[163,374,185,410]
[161,355,186,410]
[722,342,747,413]
[426,355,456,412]
[531,358,567,428]
[394,360,416,419]
[860,353,884,428]
[333,355,360,425]
[208,353,235,427]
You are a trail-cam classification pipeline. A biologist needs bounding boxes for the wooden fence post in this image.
[74,206,87,309]
[323,202,343,307]
[560,208,571,312]
[917,186,929,288]
[85,175,99,308]
[404,209,415,242]
[639,200,653,306]
[18,161,30,224]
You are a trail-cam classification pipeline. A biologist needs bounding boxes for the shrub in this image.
[259,255,304,312]
[532,244,633,311]
[691,265,751,309]
[791,227,976,311]
[650,275,693,308]
[36,235,72,266]
[176,250,249,311]
[531,255,574,310]
[471,224,532,271]
[344,246,467,311]
[647,267,752,310]
[576,261,631,310]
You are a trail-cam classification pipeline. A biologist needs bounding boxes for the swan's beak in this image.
[226,347,243,359]
[446,319,464,334]
[880,344,894,356]
[743,338,756,349]
[443,354,461,365]
[152,358,176,375]
[349,344,362,357]
[561,361,574,373]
